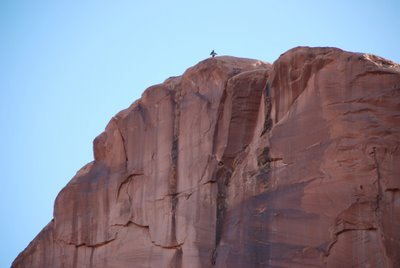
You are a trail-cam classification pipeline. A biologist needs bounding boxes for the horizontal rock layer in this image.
[13,47,400,267]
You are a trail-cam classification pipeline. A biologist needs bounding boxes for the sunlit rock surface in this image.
[13,47,400,267]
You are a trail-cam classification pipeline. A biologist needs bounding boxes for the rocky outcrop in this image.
[13,47,400,267]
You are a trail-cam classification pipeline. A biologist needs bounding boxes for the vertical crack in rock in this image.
[212,165,231,265]
[114,119,129,171]
[257,80,274,190]
[210,80,230,265]
[72,245,78,268]
[212,81,228,157]
[257,147,271,168]
[171,247,183,268]
[169,87,182,246]
[256,147,278,190]
[261,82,272,136]
[89,248,94,268]
[372,147,382,210]
[371,146,390,266]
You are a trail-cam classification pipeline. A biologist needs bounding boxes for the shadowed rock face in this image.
[13,47,400,267]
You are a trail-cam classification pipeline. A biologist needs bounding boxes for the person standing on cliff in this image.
[210,50,217,57]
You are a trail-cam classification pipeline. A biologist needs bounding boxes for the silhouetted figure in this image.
[210,50,217,57]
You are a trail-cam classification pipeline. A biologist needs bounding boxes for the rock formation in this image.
[13,47,400,267]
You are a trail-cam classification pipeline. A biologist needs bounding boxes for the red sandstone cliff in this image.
[13,47,400,267]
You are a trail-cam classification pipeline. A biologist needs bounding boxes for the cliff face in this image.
[13,47,400,267]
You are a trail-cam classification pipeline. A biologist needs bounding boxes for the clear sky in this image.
[0,0,399,266]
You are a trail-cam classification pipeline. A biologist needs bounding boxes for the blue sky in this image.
[0,1,399,266]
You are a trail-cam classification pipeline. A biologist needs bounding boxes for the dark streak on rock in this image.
[257,147,270,167]
[212,81,228,156]
[114,118,129,171]
[171,136,178,167]
[72,247,78,268]
[257,147,283,168]
[212,165,232,265]
[89,248,94,268]
[171,247,183,268]
[170,88,182,246]
[261,82,272,136]
[371,146,391,266]
[372,147,382,210]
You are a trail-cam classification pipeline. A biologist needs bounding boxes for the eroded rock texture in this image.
[13,47,400,267]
